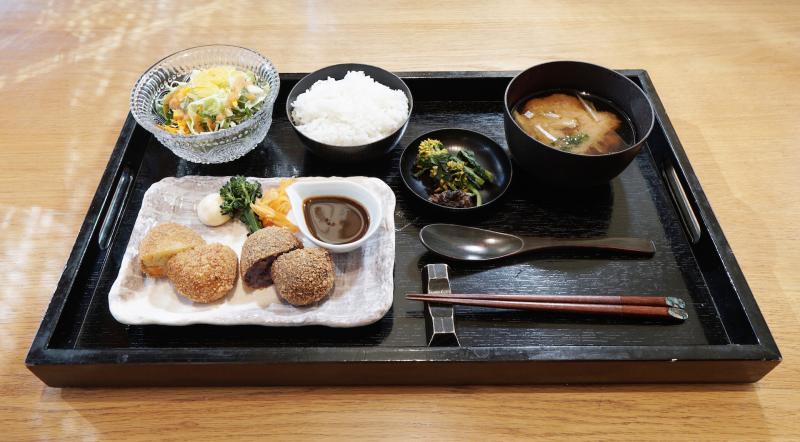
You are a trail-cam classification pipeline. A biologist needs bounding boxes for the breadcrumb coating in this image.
[240,226,302,288]
[167,243,238,303]
[271,248,335,306]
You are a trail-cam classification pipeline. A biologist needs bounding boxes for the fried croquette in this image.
[271,248,335,306]
[240,226,302,288]
[139,222,205,277]
[166,243,238,303]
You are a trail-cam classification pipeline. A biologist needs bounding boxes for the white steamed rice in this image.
[290,71,409,146]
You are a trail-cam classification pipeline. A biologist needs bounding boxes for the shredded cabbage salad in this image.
[157,66,268,135]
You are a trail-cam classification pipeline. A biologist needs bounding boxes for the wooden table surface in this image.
[1,0,798,439]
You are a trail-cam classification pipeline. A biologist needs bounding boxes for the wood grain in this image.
[1,0,798,439]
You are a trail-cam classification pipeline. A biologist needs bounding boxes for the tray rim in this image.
[26,70,781,378]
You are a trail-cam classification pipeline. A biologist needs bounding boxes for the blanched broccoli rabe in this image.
[220,176,263,234]
[413,138,494,206]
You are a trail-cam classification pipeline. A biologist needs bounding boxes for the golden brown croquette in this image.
[271,248,335,306]
[166,243,238,303]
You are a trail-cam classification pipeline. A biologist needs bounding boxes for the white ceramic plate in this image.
[108,176,395,327]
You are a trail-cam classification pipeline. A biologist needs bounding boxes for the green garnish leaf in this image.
[220,175,263,234]
[551,132,589,150]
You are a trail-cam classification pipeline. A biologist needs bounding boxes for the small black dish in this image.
[286,63,413,162]
[399,128,513,214]
[503,60,655,187]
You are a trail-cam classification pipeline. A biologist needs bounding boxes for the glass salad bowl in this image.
[130,45,280,164]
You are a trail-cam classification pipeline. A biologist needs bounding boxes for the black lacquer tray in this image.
[26,71,780,386]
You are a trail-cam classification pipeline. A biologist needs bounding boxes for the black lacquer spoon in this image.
[419,224,655,261]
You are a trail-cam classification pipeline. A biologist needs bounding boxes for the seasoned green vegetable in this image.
[413,138,494,206]
[219,176,263,234]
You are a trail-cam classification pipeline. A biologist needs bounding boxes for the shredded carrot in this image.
[251,178,298,232]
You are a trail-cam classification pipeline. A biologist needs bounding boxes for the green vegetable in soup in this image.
[551,132,589,150]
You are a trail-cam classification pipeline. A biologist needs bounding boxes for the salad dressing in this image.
[157,66,269,135]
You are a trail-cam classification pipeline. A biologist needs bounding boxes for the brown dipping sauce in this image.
[303,196,369,245]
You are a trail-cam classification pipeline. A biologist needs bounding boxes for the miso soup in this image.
[512,90,634,155]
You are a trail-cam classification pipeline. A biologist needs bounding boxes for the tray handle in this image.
[98,167,133,250]
[663,163,702,244]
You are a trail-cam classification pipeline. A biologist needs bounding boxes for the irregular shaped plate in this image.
[108,176,395,327]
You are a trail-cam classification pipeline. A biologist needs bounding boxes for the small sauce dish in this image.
[285,180,383,253]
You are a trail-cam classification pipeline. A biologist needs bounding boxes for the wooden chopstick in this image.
[406,293,686,308]
[406,295,688,320]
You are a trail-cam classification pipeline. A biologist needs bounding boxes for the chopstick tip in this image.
[668,307,689,321]
[666,296,686,309]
